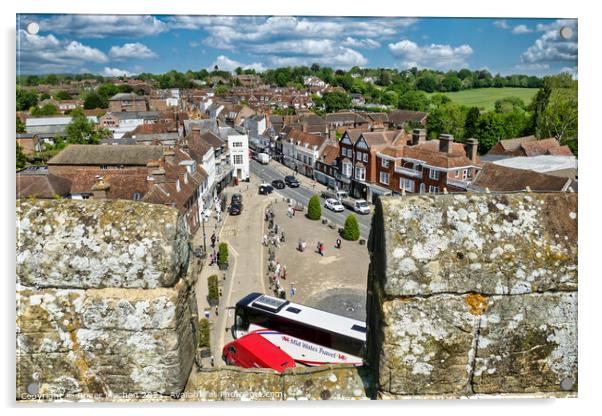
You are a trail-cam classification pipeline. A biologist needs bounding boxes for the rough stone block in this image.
[17,199,190,289]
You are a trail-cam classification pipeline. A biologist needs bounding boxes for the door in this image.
[419,183,426,194]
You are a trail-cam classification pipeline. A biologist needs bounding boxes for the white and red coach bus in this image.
[232,293,366,366]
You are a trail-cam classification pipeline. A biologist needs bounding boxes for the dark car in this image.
[229,203,243,215]
[231,193,243,205]
[259,184,274,195]
[271,179,286,189]
[284,175,300,188]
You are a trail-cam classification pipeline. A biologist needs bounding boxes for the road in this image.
[250,159,373,238]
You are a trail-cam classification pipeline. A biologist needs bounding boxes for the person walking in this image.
[316,241,321,255]
[281,231,285,243]
[281,265,287,280]
[275,262,281,280]
[215,306,219,316]
[336,237,342,249]
[274,223,279,235]
[301,240,306,252]
[298,238,303,252]
[320,242,325,257]
[210,233,216,248]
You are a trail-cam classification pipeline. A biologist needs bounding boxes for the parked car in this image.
[324,198,344,212]
[255,153,270,165]
[229,203,243,215]
[321,189,349,202]
[271,179,286,189]
[342,198,371,215]
[231,193,243,205]
[284,175,300,188]
[259,183,274,195]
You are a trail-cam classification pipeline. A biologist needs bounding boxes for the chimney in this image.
[164,149,175,166]
[465,138,479,162]
[91,176,110,199]
[438,134,454,154]
[412,129,427,145]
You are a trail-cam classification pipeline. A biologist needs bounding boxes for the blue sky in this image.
[16,15,578,78]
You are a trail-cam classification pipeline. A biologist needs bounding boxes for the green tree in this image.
[207,275,219,303]
[217,243,229,266]
[494,96,525,114]
[442,74,462,92]
[416,73,438,92]
[464,107,481,139]
[427,102,467,140]
[31,104,59,116]
[16,143,27,171]
[39,92,51,101]
[16,87,38,111]
[537,86,578,142]
[307,195,322,220]
[96,83,120,100]
[83,92,106,109]
[54,91,72,100]
[321,92,351,113]
[65,109,111,144]
[341,214,360,241]
[198,318,211,348]
[397,90,429,112]
[474,112,507,153]
[16,116,26,133]
[45,74,59,85]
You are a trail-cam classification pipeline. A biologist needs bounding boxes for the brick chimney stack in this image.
[91,176,110,199]
[411,129,427,146]
[465,138,479,162]
[438,134,454,154]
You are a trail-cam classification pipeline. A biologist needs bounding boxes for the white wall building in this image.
[227,131,250,181]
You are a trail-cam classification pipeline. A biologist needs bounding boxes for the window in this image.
[400,178,414,192]
[379,172,389,185]
[429,168,440,180]
[381,158,390,168]
[232,141,243,148]
[462,169,468,180]
[133,192,142,201]
[356,151,362,160]
[100,165,108,170]
[233,154,243,165]
[429,185,440,194]
[343,162,352,177]
[363,153,368,162]
[355,167,366,181]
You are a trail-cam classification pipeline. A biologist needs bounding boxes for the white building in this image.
[225,129,250,181]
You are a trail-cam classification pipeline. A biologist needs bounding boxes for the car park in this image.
[271,179,286,189]
[324,198,344,212]
[284,175,300,188]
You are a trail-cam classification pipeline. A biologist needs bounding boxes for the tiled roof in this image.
[286,128,327,148]
[16,173,72,199]
[471,163,571,192]
[321,143,340,164]
[521,138,565,157]
[497,135,536,151]
[48,144,165,166]
[360,130,408,147]
[404,140,479,169]
[388,110,427,125]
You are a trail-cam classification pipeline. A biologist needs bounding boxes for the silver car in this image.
[324,198,344,212]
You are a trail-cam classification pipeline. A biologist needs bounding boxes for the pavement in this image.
[261,200,369,321]
[251,159,374,239]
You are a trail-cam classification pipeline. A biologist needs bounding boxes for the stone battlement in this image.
[16,193,578,400]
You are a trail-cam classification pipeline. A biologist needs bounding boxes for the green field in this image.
[427,87,538,111]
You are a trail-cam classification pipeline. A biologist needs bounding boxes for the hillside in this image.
[427,87,538,111]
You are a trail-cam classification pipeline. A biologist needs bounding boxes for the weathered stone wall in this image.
[367,193,578,399]
[16,199,197,398]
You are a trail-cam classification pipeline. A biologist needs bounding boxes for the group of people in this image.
[207,232,219,266]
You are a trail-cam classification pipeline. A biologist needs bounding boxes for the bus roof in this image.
[237,293,367,341]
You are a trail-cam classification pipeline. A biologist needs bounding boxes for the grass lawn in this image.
[427,87,538,111]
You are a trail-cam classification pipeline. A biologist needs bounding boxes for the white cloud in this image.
[23,15,168,38]
[341,37,381,49]
[514,63,550,70]
[494,20,533,34]
[493,20,510,29]
[388,40,473,69]
[17,30,107,73]
[211,55,266,73]
[109,43,157,60]
[267,47,367,68]
[512,25,533,34]
[521,19,577,63]
[103,67,133,77]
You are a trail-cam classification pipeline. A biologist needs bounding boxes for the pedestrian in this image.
[320,242,325,256]
[316,241,321,254]
[290,285,296,298]
[302,240,306,252]
[215,306,219,316]
[211,233,216,248]
[211,356,215,367]
[298,238,302,252]
[292,207,295,217]
[275,262,281,279]
[219,288,223,297]
[274,224,279,235]
[336,237,342,249]
[281,231,285,243]
[275,235,280,248]
[213,250,217,266]
[282,265,287,280]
